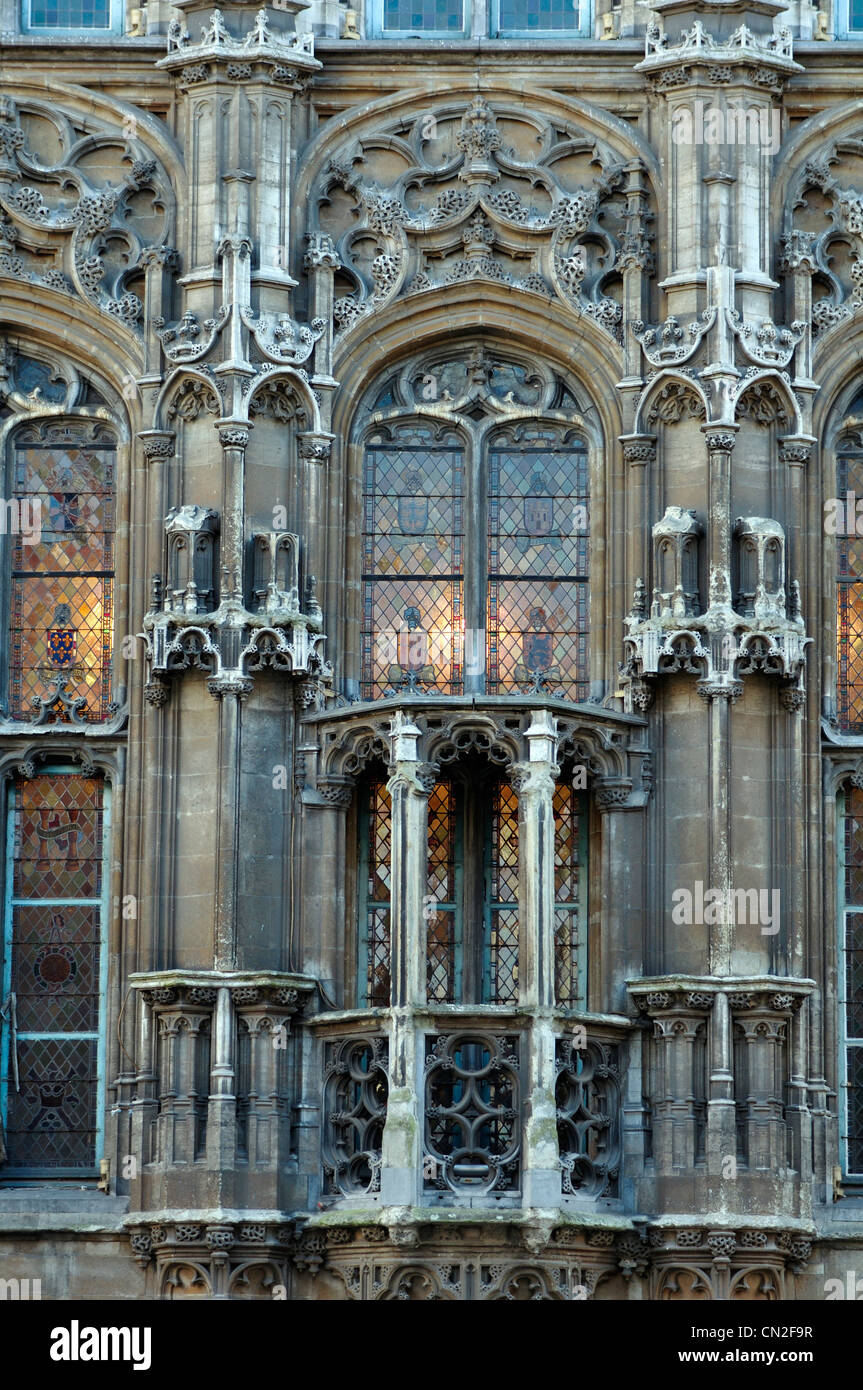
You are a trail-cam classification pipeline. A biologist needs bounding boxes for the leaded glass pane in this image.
[13,775,104,899]
[3,1038,99,1169]
[382,0,463,30]
[846,787,863,905]
[27,0,111,24]
[846,913,863,1039]
[2,774,105,1171]
[362,445,464,698]
[10,434,115,722]
[848,1047,863,1175]
[427,781,458,1003]
[554,782,586,1008]
[487,445,589,700]
[361,780,392,1006]
[487,782,518,1004]
[498,0,581,29]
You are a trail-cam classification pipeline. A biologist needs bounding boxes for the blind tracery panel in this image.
[1,773,107,1172]
[487,443,589,700]
[361,442,464,700]
[10,427,116,723]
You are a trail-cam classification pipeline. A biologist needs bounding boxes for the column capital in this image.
[620,433,657,467]
[386,762,436,798]
[525,707,559,764]
[389,710,422,762]
[508,760,558,798]
[702,428,738,454]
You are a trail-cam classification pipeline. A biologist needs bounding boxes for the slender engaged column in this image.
[379,712,435,1206]
[513,710,561,1206]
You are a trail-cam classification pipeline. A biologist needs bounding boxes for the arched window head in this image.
[6,421,116,725]
[360,347,591,703]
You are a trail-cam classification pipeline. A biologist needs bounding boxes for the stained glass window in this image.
[488,441,589,700]
[380,0,464,31]
[554,783,588,1008]
[358,779,392,1006]
[486,781,519,1004]
[496,0,583,32]
[847,0,863,31]
[1,772,108,1173]
[361,441,464,700]
[22,0,113,28]
[841,787,863,1176]
[9,427,116,723]
[427,781,459,1003]
[358,772,525,1006]
[837,452,863,732]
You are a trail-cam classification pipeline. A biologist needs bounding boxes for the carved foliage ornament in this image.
[784,145,863,339]
[315,98,653,345]
[0,97,169,331]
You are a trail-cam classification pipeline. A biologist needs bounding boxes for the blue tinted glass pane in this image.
[382,0,462,29]
[850,0,863,27]
[27,0,110,25]
[499,0,580,28]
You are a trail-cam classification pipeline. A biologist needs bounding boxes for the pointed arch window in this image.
[7,422,116,725]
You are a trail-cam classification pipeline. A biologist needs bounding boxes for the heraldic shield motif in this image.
[46,603,77,668]
[397,466,429,535]
[522,607,554,673]
[524,465,554,538]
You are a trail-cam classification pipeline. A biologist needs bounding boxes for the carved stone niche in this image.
[251,531,300,617]
[165,504,220,616]
[651,506,702,622]
[733,516,785,626]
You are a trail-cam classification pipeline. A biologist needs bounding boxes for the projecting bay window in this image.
[357,765,587,1009]
[423,771,519,1006]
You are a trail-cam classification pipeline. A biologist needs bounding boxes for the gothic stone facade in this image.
[1,0,863,1302]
